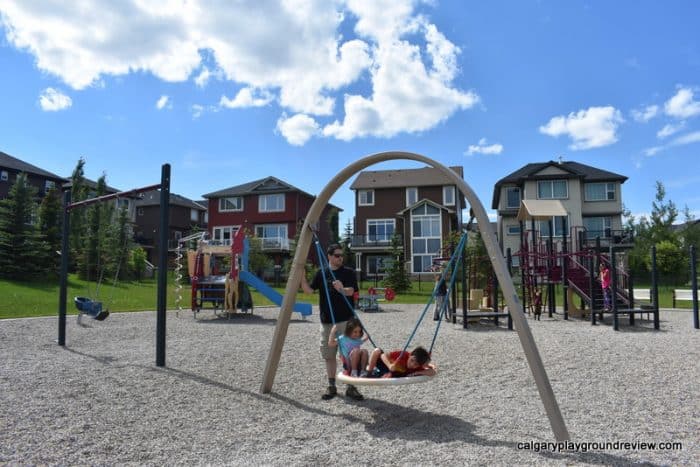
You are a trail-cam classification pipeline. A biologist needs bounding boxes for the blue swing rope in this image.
[311,234,378,349]
[401,232,469,355]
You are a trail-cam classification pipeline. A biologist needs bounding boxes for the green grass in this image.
[1,275,695,320]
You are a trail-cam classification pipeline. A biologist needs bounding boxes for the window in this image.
[45,180,55,192]
[255,224,288,249]
[258,194,285,212]
[174,231,182,240]
[507,225,521,236]
[0,170,7,182]
[411,204,441,273]
[443,186,455,206]
[358,189,374,206]
[506,187,521,208]
[537,180,568,199]
[219,196,243,212]
[538,216,568,237]
[212,225,240,245]
[367,255,393,275]
[583,216,612,239]
[137,208,144,216]
[367,219,395,242]
[585,182,616,201]
[190,209,199,222]
[406,187,418,207]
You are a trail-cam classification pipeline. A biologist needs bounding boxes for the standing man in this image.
[301,243,363,401]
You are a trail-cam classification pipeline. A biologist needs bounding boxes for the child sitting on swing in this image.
[365,346,437,378]
[328,318,369,378]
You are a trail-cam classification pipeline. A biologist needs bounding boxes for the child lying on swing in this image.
[365,346,436,378]
[328,318,370,378]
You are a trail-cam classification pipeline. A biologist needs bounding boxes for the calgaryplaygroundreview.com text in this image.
[517,440,683,453]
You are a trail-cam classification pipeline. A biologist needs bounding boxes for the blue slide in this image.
[239,270,312,316]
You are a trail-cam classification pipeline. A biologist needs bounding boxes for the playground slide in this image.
[239,270,312,316]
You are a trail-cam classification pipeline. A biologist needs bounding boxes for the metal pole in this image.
[58,189,71,346]
[651,245,660,330]
[610,245,619,331]
[156,164,171,367]
[562,218,568,320]
[691,245,698,329]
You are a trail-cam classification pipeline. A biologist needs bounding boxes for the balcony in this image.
[259,237,294,251]
[349,234,403,249]
[579,229,634,250]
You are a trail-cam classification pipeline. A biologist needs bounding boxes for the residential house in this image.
[134,190,207,263]
[491,160,628,266]
[202,176,340,271]
[0,150,67,200]
[349,166,465,278]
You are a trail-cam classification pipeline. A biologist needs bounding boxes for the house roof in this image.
[135,189,206,210]
[350,165,464,189]
[492,160,628,209]
[62,177,122,194]
[0,150,67,181]
[202,176,341,210]
[396,198,455,215]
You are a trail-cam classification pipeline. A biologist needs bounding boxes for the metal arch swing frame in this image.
[260,151,570,442]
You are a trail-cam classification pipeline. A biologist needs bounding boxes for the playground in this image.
[1,305,697,465]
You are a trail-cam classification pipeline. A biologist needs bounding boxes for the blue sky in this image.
[1,0,699,229]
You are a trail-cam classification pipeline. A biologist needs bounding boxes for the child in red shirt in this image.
[365,346,436,378]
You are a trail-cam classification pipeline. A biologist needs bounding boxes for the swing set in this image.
[261,152,570,442]
[58,164,172,367]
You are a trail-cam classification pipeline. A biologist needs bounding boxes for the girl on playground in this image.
[328,318,369,378]
[599,262,611,311]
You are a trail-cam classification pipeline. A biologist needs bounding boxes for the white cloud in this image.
[643,130,700,156]
[191,104,205,119]
[194,66,224,88]
[219,87,274,109]
[656,121,685,139]
[1,0,477,145]
[664,87,700,119]
[465,138,503,156]
[38,87,72,111]
[631,104,658,123]
[276,113,319,146]
[539,106,624,150]
[156,95,172,110]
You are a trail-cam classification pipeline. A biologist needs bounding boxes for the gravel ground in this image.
[1,304,698,466]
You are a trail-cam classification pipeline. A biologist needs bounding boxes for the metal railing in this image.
[349,233,403,248]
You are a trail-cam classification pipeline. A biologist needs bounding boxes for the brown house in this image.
[350,166,465,278]
[0,150,67,200]
[202,176,340,269]
[134,190,207,263]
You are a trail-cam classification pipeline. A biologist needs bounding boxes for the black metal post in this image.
[156,164,171,367]
[459,240,466,325]
[589,254,596,325]
[651,245,660,330]
[610,246,619,331]
[58,189,71,346]
[691,245,698,329]
[548,219,554,318]
[492,271,499,326]
[562,219,568,320]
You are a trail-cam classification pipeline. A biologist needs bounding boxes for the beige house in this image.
[492,160,628,265]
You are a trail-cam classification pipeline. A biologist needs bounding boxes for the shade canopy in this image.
[517,199,567,221]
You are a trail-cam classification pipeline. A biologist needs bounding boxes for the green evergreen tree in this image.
[38,186,63,275]
[341,219,355,268]
[69,158,88,272]
[0,173,43,279]
[383,233,411,292]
